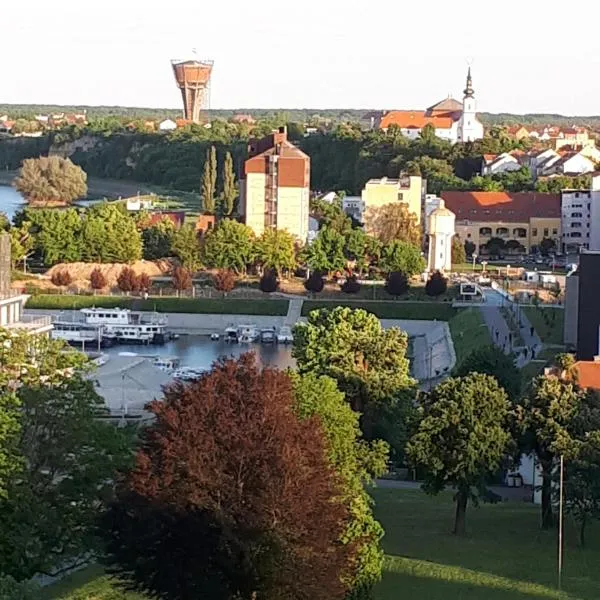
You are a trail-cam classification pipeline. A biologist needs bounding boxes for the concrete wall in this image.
[276,186,309,241]
[242,172,267,236]
[564,275,579,348]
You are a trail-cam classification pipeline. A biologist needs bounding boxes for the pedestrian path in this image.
[284,297,303,326]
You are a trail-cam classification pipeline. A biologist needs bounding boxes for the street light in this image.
[558,454,564,590]
[472,253,478,271]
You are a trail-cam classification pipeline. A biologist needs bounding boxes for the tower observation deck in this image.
[171,58,214,123]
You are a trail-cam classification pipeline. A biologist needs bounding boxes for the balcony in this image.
[3,315,53,333]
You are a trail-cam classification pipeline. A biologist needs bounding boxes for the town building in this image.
[441,191,561,254]
[482,151,527,175]
[239,127,310,242]
[379,68,484,144]
[427,200,455,272]
[561,174,600,252]
[424,194,443,233]
[361,175,423,230]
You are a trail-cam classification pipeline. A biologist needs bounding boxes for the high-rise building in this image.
[170,58,214,123]
[239,127,310,242]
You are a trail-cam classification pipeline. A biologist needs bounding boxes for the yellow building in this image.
[441,191,561,254]
[361,175,423,225]
[239,127,310,242]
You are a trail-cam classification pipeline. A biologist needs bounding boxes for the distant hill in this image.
[2,104,600,128]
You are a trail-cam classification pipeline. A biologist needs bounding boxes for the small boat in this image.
[277,326,294,344]
[260,328,276,344]
[172,367,206,381]
[224,326,238,343]
[238,324,258,343]
[117,352,180,372]
[210,332,220,341]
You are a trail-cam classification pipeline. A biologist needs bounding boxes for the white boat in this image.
[260,328,276,344]
[173,367,206,381]
[117,352,180,372]
[51,321,114,347]
[210,332,220,341]
[224,326,238,343]
[277,326,293,344]
[238,324,258,343]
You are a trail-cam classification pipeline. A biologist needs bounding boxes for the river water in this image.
[103,335,295,372]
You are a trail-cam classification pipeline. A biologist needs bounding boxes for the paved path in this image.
[284,297,303,326]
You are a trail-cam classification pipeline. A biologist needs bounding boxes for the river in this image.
[102,335,295,372]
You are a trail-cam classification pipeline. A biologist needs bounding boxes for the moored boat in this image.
[277,325,293,344]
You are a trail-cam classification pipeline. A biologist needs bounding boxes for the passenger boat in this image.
[51,321,115,347]
[277,326,294,344]
[238,324,258,343]
[260,328,276,344]
[224,326,238,343]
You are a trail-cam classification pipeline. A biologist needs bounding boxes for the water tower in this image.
[427,200,456,272]
[171,56,214,123]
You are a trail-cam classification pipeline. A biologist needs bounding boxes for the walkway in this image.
[284,297,304,326]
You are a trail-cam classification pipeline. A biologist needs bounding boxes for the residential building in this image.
[482,151,526,175]
[441,191,561,254]
[427,200,455,272]
[506,125,531,140]
[0,233,52,335]
[361,175,423,230]
[561,174,600,252]
[379,68,484,144]
[341,196,363,221]
[543,151,595,176]
[554,127,595,151]
[239,126,310,242]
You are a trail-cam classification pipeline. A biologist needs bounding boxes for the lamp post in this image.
[558,454,564,590]
[472,253,478,271]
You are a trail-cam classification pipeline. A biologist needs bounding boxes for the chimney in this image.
[273,125,287,145]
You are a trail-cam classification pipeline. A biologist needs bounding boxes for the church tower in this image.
[457,67,483,142]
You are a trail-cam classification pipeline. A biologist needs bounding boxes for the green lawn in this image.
[301,300,457,321]
[520,347,560,389]
[523,307,565,345]
[25,295,289,316]
[373,487,600,600]
[452,263,501,273]
[448,308,491,368]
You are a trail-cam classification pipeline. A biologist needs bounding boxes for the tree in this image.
[539,237,556,256]
[344,228,369,272]
[221,151,237,216]
[255,229,296,274]
[9,223,34,268]
[485,237,505,258]
[425,270,447,296]
[172,266,192,295]
[310,197,352,234]
[293,307,415,439]
[385,271,409,296]
[0,371,133,579]
[89,267,107,291]
[259,269,278,293]
[451,237,466,264]
[14,156,87,205]
[305,226,346,274]
[304,271,325,293]
[454,345,522,400]
[407,374,511,535]
[141,219,176,260]
[50,269,72,288]
[138,272,151,292]
[171,223,202,273]
[25,208,82,265]
[380,240,425,276]
[291,373,389,598]
[200,146,216,214]
[100,355,353,600]
[117,266,140,294]
[364,202,422,246]
[213,269,236,294]
[340,274,361,294]
[464,240,476,256]
[516,374,582,529]
[203,219,255,274]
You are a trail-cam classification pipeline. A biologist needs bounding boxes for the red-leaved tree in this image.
[100,354,352,600]
[213,269,235,295]
[50,269,72,288]
[89,267,107,292]
[138,272,151,293]
[117,267,140,294]
[172,266,192,295]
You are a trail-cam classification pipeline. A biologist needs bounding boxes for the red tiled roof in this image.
[574,361,600,390]
[380,111,454,130]
[483,153,497,163]
[440,191,560,222]
[148,211,185,229]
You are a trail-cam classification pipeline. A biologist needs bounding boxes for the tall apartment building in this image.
[239,127,310,242]
[361,175,424,232]
[561,175,600,252]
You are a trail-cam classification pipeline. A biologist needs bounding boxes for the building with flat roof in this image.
[239,127,310,242]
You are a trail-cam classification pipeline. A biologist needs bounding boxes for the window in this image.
[552,228,558,235]
[532,228,538,236]
[467,233,471,238]
[397,192,404,201]
[572,222,582,228]
[572,212,583,218]
[572,232,582,238]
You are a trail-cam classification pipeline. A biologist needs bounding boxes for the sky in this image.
[2,0,600,115]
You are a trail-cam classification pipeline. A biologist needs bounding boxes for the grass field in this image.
[25,295,289,316]
[47,488,600,599]
[523,307,565,345]
[452,263,501,273]
[447,308,491,368]
[301,300,457,321]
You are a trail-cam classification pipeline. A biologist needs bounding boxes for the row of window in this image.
[476,227,558,237]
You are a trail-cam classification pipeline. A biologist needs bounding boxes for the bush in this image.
[340,275,361,294]
[385,271,409,297]
[425,271,448,297]
[0,575,39,600]
[260,269,279,293]
[172,266,192,293]
[89,267,107,290]
[50,269,72,287]
[213,269,236,293]
[117,266,140,293]
[304,272,325,293]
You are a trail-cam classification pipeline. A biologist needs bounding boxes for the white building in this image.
[424,194,443,233]
[342,196,364,222]
[561,175,600,252]
[427,200,455,272]
[482,152,523,175]
[379,69,484,144]
[158,119,177,131]
[544,151,595,176]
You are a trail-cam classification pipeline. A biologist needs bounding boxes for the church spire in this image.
[463,67,474,99]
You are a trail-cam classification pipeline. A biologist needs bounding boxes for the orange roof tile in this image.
[574,361,600,390]
[380,111,454,130]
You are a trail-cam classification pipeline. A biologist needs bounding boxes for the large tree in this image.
[304,226,346,274]
[379,240,425,276]
[451,237,467,264]
[364,202,422,246]
[254,229,296,275]
[407,374,511,535]
[293,307,416,440]
[26,208,82,266]
[203,218,255,274]
[14,156,87,205]
[171,223,202,273]
[100,354,353,600]
[221,151,237,216]
[201,145,217,214]
[141,218,176,260]
[292,372,388,598]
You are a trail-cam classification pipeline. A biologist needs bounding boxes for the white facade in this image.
[483,153,522,175]
[424,194,443,233]
[560,189,600,252]
[342,196,364,221]
[427,200,455,272]
[158,119,177,131]
[457,75,484,143]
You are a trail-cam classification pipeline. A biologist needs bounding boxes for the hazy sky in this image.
[3,0,600,115]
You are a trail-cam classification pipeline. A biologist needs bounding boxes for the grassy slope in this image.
[301,300,456,321]
[523,307,565,345]
[447,308,491,368]
[25,295,289,316]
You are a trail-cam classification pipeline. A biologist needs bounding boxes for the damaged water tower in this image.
[171,56,214,123]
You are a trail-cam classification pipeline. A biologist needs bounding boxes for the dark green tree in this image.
[141,219,176,260]
[407,374,511,535]
[380,240,425,276]
[203,219,255,274]
[171,224,202,273]
[305,226,346,274]
[464,240,476,256]
[451,237,467,265]
[255,229,296,274]
[385,271,409,296]
[425,271,448,296]
[201,146,217,214]
[222,151,236,216]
